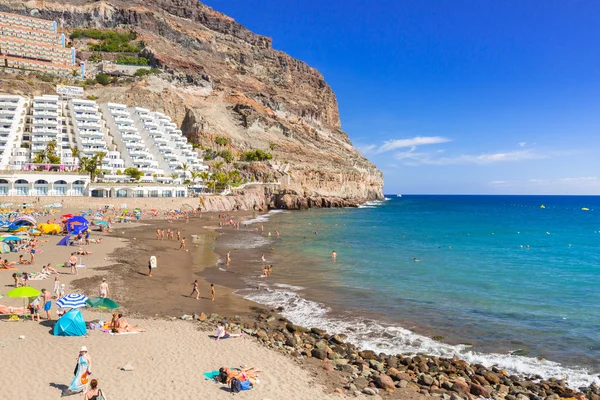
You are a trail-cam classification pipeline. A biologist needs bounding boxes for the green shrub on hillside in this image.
[240,150,273,162]
[115,55,149,66]
[70,29,141,53]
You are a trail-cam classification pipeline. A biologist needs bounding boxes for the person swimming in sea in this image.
[413,257,420,262]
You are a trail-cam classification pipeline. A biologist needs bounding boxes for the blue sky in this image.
[202,0,600,194]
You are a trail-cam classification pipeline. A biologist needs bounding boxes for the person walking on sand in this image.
[210,283,215,301]
[179,237,187,250]
[190,280,200,299]
[226,251,231,266]
[99,278,109,298]
[83,379,105,400]
[42,288,52,320]
[70,346,92,393]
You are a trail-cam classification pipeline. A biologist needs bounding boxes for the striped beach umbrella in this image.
[56,294,89,309]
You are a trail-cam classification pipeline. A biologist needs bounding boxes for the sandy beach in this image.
[0,210,348,399]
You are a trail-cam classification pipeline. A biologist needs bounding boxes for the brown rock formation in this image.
[0,0,384,207]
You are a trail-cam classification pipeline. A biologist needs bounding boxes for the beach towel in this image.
[69,355,90,392]
[203,370,221,380]
[108,331,140,336]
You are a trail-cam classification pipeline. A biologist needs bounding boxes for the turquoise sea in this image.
[239,196,600,388]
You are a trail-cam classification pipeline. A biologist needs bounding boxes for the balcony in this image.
[75,113,101,121]
[32,118,58,126]
[32,110,58,117]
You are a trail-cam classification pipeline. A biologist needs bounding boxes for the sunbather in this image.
[41,263,58,275]
[115,314,146,333]
[215,322,243,341]
[218,367,261,385]
[18,255,32,265]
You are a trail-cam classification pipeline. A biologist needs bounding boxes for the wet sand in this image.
[72,211,263,318]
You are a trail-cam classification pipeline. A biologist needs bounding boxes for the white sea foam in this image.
[228,235,271,249]
[272,283,306,291]
[241,287,600,389]
[244,210,286,225]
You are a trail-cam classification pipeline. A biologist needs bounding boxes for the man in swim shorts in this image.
[190,280,199,299]
[42,288,52,320]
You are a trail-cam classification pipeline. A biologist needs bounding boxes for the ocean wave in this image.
[240,287,599,389]
[227,235,271,249]
[244,209,286,225]
[272,283,306,291]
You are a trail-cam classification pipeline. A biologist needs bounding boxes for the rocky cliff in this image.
[0,0,384,206]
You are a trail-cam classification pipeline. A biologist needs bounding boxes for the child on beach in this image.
[210,284,215,301]
[179,237,187,250]
[190,280,200,299]
[58,284,65,299]
[53,276,60,298]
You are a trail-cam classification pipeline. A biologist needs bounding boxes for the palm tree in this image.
[190,170,200,185]
[70,146,80,160]
[180,162,189,179]
[212,161,224,173]
[170,173,179,180]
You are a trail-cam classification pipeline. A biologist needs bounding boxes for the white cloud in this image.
[490,177,598,186]
[377,136,451,153]
[401,150,548,166]
[518,142,527,147]
[356,144,376,155]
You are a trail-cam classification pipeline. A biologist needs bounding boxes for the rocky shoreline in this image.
[181,308,599,399]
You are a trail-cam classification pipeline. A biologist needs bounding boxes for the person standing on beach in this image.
[179,237,187,250]
[42,288,52,320]
[148,259,153,277]
[68,253,78,275]
[226,251,231,266]
[83,379,104,400]
[53,276,60,298]
[99,278,109,298]
[210,284,215,301]
[156,228,160,240]
[261,254,265,262]
[190,280,200,299]
[176,229,181,241]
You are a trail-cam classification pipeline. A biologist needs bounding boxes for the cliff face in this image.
[0,0,384,204]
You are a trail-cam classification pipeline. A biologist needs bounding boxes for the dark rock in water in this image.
[470,383,491,398]
[311,348,327,360]
[330,334,345,345]
[354,376,369,390]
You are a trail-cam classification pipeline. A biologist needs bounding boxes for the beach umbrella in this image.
[6,287,41,318]
[86,297,120,323]
[7,286,41,298]
[0,243,10,253]
[56,293,88,309]
[95,221,109,226]
[56,235,70,246]
[16,231,29,236]
[61,214,74,219]
[2,236,21,241]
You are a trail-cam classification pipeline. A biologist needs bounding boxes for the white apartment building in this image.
[66,98,109,159]
[0,92,205,196]
[29,94,62,154]
[0,94,27,169]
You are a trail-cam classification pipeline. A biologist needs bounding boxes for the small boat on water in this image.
[582,207,590,211]
[540,205,546,209]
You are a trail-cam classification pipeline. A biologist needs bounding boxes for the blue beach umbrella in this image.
[2,236,21,241]
[96,221,109,226]
[56,293,88,309]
